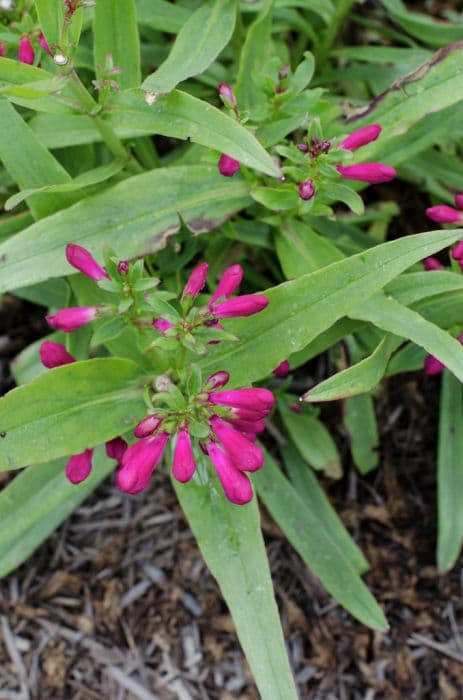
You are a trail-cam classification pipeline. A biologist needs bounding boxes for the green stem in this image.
[315,0,358,67]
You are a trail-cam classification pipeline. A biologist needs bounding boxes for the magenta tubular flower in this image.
[105,437,127,462]
[452,241,463,260]
[116,432,170,494]
[340,124,382,151]
[182,262,209,299]
[210,416,264,471]
[426,205,463,224]
[337,163,396,184]
[227,417,266,434]
[218,82,236,107]
[38,32,52,55]
[298,179,315,201]
[206,442,253,505]
[134,414,163,438]
[153,317,174,333]
[205,371,230,389]
[209,387,275,413]
[273,360,290,377]
[39,340,76,368]
[46,306,98,332]
[218,154,240,177]
[212,294,268,319]
[0,43,6,58]
[424,355,445,376]
[65,449,93,484]
[210,264,244,304]
[423,257,444,271]
[454,194,463,210]
[172,428,196,483]
[65,244,109,281]
[18,37,34,64]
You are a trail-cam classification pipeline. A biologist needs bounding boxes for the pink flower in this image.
[0,43,6,58]
[208,387,275,413]
[205,442,253,505]
[182,262,209,299]
[38,32,52,56]
[426,205,463,224]
[18,36,34,64]
[218,82,236,107]
[452,241,463,260]
[172,428,196,482]
[296,144,309,153]
[65,449,93,484]
[340,124,382,151]
[212,294,268,319]
[290,402,302,414]
[424,355,445,376]
[455,194,463,210]
[46,306,98,332]
[134,414,163,438]
[337,163,396,184]
[298,179,315,201]
[205,371,230,389]
[116,432,170,494]
[117,260,129,275]
[273,360,290,377]
[105,437,127,462]
[218,154,240,177]
[210,416,264,472]
[227,417,266,434]
[65,244,108,281]
[210,264,243,304]
[39,341,76,368]
[423,257,444,271]
[153,318,174,333]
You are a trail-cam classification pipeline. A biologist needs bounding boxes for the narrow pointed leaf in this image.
[94,0,141,90]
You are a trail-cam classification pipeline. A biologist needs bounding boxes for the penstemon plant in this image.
[1,0,463,696]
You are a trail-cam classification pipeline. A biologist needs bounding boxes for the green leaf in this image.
[344,393,380,474]
[141,0,237,95]
[350,293,463,383]
[276,219,344,277]
[235,0,274,112]
[91,316,127,347]
[0,359,146,471]
[281,444,368,573]
[35,0,65,47]
[387,271,463,307]
[199,229,463,386]
[304,335,398,402]
[254,451,388,630]
[94,0,141,90]
[251,186,299,211]
[0,165,251,293]
[173,473,298,700]
[281,411,341,477]
[0,447,114,579]
[379,0,463,47]
[135,0,190,32]
[437,371,463,572]
[0,97,77,218]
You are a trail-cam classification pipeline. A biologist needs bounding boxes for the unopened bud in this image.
[298,179,315,201]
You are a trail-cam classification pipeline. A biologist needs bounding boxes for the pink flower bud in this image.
[205,371,230,389]
[212,294,268,319]
[116,432,170,494]
[210,264,244,304]
[117,260,129,275]
[340,124,382,151]
[153,318,174,333]
[218,154,240,177]
[218,82,236,107]
[39,340,76,368]
[426,205,463,224]
[298,179,315,201]
[210,416,264,472]
[206,442,253,505]
[290,402,302,414]
[455,194,463,210]
[337,163,396,184]
[46,306,98,332]
[182,262,209,299]
[18,37,34,65]
[227,417,266,434]
[273,360,290,377]
[424,355,445,376]
[65,449,93,484]
[105,437,127,462]
[172,429,196,483]
[0,43,6,58]
[452,241,463,260]
[209,388,275,413]
[296,144,309,153]
[423,257,443,271]
[134,414,163,438]
[65,244,108,281]
[38,32,52,56]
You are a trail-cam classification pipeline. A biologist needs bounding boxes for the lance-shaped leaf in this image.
[281,411,341,477]
[0,165,251,293]
[344,393,380,474]
[142,0,236,95]
[199,229,463,386]
[94,0,141,90]
[135,0,190,33]
[173,473,299,700]
[35,0,65,47]
[0,359,146,471]
[0,447,115,579]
